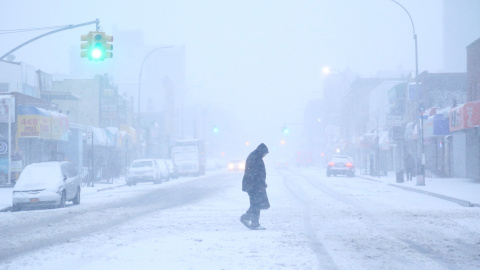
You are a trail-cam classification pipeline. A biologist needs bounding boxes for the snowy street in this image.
[1,167,480,269]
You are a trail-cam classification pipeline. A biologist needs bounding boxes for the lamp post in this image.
[390,0,424,185]
[322,66,353,154]
[137,45,173,126]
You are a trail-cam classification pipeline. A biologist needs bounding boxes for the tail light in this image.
[346,162,353,167]
[328,162,334,166]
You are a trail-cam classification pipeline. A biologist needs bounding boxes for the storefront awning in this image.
[16,106,69,141]
[405,121,417,140]
[87,126,113,146]
[450,100,480,132]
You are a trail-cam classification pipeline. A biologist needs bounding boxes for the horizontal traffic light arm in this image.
[1,19,100,61]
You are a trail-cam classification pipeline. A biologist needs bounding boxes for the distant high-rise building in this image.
[443,0,480,72]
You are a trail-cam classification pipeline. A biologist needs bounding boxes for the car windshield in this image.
[131,161,153,168]
[15,164,62,190]
[332,157,351,164]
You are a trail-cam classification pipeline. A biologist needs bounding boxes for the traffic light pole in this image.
[0,19,100,61]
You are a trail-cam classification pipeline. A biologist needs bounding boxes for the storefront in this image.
[449,101,480,180]
[16,105,69,166]
[423,111,450,177]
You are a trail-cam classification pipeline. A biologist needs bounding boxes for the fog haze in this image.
[1,0,471,158]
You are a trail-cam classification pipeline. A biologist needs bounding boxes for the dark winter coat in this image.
[242,143,269,192]
[242,143,270,209]
[404,154,415,172]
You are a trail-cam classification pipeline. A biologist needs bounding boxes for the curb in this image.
[0,184,127,212]
[388,183,474,207]
[359,175,477,208]
[96,184,127,192]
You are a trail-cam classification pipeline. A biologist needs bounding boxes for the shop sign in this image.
[386,115,402,127]
[450,100,480,132]
[0,141,6,155]
[0,96,15,124]
[17,114,50,139]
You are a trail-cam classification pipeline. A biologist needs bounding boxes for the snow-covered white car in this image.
[126,159,161,185]
[12,161,81,210]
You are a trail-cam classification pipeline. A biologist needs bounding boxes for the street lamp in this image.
[137,45,174,125]
[322,66,352,145]
[390,0,424,185]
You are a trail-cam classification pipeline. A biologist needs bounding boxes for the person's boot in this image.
[250,222,266,230]
[240,214,251,228]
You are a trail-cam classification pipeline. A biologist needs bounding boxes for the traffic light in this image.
[80,33,91,59]
[213,126,219,133]
[80,31,113,61]
[282,125,289,134]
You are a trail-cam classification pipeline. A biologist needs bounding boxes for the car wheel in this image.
[58,191,66,208]
[73,187,81,205]
[12,205,21,212]
[326,172,331,177]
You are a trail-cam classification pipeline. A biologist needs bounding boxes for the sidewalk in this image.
[0,178,126,212]
[359,172,480,207]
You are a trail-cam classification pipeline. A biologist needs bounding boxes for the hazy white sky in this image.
[0,0,453,153]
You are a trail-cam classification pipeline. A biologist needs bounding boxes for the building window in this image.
[0,83,8,93]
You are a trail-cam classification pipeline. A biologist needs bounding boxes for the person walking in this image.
[404,153,415,181]
[240,143,270,230]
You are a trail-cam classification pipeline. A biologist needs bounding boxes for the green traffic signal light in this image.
[91,33,106,60]
[213,127,219,133]
[80,31,113,61]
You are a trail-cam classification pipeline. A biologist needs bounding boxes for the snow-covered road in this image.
[1,168,479,270]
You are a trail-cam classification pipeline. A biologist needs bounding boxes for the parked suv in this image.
[12,161,82,210]
[326,155,355,177]
[126,159,161,185]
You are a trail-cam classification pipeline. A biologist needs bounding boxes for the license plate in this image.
[29,198,39,203]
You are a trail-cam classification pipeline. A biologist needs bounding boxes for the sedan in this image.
[12,161,81,210]
[326,155,355,177]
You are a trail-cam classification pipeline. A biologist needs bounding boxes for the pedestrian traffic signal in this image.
[80,31,113,61]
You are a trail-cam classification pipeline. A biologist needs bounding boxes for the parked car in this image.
[164,159,179,179]
[228,160,245,172]
[12,161,81,210]
[155,159,170,181]
[326,155,355,177]
[126,159,161,185]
